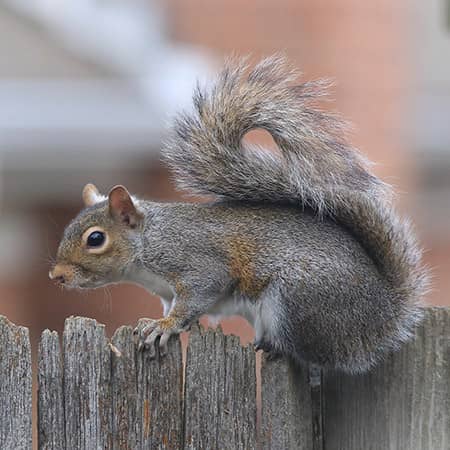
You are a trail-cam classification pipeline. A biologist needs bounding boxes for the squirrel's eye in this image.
[87,231,105,247]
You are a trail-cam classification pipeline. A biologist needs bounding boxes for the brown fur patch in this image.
[159,316,177,330]
[167,273,189,299]
[174,280,189,299]
[225,235,267,297]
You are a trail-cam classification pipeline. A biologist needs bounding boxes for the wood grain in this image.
[110,326,138,450]
[135,329,183,449]
[63,316,113,449]
[0,315,32,450]
[322,307,450,450]
[184,324,257,450]
[261,356,314,450]
[38,329,65,450]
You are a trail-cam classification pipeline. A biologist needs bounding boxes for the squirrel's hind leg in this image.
[253,285,284,360]
[253,337,283,361]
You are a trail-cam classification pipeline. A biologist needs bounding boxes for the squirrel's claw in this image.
[144,328,162,358]
[133,318,157,352]
[134,317,182,358]
[159,332,171,356]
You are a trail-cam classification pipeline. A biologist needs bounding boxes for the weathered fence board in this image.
[63,317,113,449]
[184,324,257,450]
[134,320,183,450]
[0,315,32,450]
[110,326,138,450]
[261,358,314,450]
[1,308,449,449]
[322,307,450,450]
[38,317,183,450]
[38,330,65,450]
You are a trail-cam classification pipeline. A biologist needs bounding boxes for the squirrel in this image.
[49,55,429,373]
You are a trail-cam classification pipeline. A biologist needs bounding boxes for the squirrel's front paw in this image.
[133,317,183,358]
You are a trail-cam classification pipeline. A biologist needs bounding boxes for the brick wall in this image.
[167,0,413,181]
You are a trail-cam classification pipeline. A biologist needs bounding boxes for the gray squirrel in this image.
[49,55,429,373]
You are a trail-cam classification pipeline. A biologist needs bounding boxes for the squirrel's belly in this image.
[206,294,259,326]
[206,292,278,348]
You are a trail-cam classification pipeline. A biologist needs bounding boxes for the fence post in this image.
[322,307,450,450]
[261,357,315,450]
[0,315,32,450]
[133,321,183,449]
[38,330,65,450]
[62,316,113,449]
[110,325,138,450]
[183,324,257,450]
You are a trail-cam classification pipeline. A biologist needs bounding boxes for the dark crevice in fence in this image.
[0,307,449,449]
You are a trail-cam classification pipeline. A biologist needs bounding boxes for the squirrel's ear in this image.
[108,185,142,227]
[82,183,106,207]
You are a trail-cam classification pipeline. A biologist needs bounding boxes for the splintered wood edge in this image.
[188,320,254,350]
[0,314,30,340]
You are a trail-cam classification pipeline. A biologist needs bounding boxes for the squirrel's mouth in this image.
[49,263,103,290]
[49,263,75,287]
[50,260,119,291]
[52,278,106,291]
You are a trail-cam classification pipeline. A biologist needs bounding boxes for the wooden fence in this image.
[0,307,448,450]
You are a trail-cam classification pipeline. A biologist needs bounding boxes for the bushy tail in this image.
[163,55,429,322]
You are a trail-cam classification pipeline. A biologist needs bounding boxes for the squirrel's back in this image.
[163,56,430,371]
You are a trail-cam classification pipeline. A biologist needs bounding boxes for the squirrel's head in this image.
[49,183,143,290]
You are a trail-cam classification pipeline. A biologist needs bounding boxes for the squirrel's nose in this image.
[49,265,68,284]
[54,274,65,284]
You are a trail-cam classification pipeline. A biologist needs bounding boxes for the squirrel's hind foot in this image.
[254,338,283,361]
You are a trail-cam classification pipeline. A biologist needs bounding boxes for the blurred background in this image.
[0,0,449,357]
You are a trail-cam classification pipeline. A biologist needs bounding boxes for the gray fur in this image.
[53,56,430,373]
